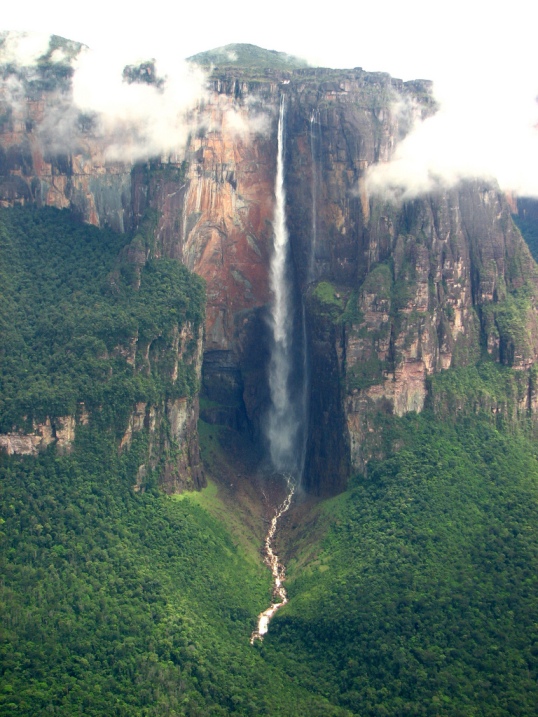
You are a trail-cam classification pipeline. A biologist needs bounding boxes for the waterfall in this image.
[308,109,321,283]
[266,96,305,477]
[252,95,309,642]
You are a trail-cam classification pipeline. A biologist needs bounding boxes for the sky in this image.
[2,0,538,196]
[2,0,533,82]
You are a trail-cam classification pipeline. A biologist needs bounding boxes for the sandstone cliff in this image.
[2,57,537,494]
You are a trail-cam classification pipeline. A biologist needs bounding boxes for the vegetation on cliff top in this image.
[0,33,82,93]
[187,43,309,71]
[0,206,205,436]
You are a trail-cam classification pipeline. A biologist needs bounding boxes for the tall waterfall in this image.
[266,96,306,477]
[308,109,321,283]
[253,95,309,643]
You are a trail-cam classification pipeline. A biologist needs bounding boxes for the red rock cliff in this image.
[2,64,538,494]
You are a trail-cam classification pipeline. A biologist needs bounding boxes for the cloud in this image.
[366,67,538,200]
[1,31,278,165]
[1,32,211,163]
[218,94,273,139]
[69,44,210,161]
[0,31,51,66]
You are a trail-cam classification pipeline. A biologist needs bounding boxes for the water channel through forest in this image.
[251,476,295,643]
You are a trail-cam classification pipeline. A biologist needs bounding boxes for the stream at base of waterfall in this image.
[250,475,296,643]
[251,94,306,643]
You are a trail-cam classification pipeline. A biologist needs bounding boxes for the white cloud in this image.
[1,33,211,163]
[70,45,210,161]
[1,30,279,162]
[218,94,273,139]
[2,2,538,191]
[367,66,538,199]
[0,31,50,65]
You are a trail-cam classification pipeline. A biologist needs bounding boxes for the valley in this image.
[1,37,538,715]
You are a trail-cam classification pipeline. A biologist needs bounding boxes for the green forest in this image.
[266,414,538,715]
[0,206,205,436]
[1,207,538,715]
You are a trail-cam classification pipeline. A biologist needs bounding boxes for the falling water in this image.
[252,95,307,642]
[308,109,321,283]
[266,96,303,475]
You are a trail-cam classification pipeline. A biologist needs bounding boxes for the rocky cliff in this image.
[116,319,206,494]
[2,53,538,495]
[0,315,205,492]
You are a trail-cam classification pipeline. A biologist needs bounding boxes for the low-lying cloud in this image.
[70,45,210,161]
[0,31,211,163]
[0,31,274,164]
[0,31,51,66]
[366,69,538,200]
[218,93,273,139]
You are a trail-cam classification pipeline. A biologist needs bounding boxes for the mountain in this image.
[1,39,538,715]
[187,43,309,70]
[2,46,537,494]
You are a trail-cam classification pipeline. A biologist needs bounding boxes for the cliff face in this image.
[2,63,538,495]
[0,415,75,456]
[0,311,205,492]
[117,320,206,493]
[336,187,538,482]
[0,92,133,231]
[282,73,538,492]
[132,84,278,435]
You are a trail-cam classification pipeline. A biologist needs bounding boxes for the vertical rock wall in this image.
[0,92,133,231]
[2,66,538,494]
[281,74,538,488]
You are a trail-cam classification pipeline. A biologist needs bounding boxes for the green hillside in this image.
[265,413,538,715]
[187,43,308,70]
[1,206,538,715]
[0,206,204,436]
[0,206,346,716]
[1,429,357,715]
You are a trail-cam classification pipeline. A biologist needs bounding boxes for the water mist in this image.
[266,96,306,477]
[308,109,321,282]
[251,95,308,642]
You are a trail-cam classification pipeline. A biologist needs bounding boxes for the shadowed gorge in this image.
[1,37,538,716]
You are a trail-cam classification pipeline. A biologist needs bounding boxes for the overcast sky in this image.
[2,0,533,82]
[3,0,538,196]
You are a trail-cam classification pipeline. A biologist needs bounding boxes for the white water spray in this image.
[252,95,309,642]
[266,96,301,473]
[308,109,321,282]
